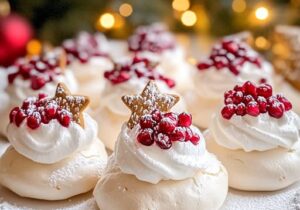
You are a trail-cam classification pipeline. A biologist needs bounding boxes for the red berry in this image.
[151,110,162,122]
[158,118,176,134]
[58,111,71,127]
[137,128,154,146]
[224,90,235,98]
[184,127,193,141]
[45,103,57,119]
[27,112,41,129]
[243,81,257,97]
[164,78,176,88]
[197,62,211,70]
[222,40,239,54]
[243,94,255,105]
[236,103,246,116]
[257,96,268,113]
[38,93,48,100]
[232,91,244,104]
[224,97,234,105]
[268,101,284,118]
[9,107,20,123]
[190,133,200,145]
[155,133,172,149]
[246,101,260,117]
[177,113,192,127]
[15,110,27,126]
[276,94,292,111]
[31,76,46,90]
[169,127,185,142]
[221,104,236,120]
[257,84,272,98]
[139,115,154,129]
[234,84,245,93]
[163,112,178,122]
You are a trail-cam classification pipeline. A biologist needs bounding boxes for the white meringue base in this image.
[205,131,300,191]
[0,138,107,200]
[93,158,228,210]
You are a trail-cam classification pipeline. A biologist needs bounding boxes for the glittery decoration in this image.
[54,83,90,127]
[122,80,179,129]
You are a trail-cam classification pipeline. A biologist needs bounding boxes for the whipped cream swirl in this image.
[210,111,300,152]
[6,69,78,107]
[7,113,97,164]
[115,124,220,184]
[195,61,273,100]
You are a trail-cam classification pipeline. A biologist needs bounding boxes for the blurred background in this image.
[0,0,299,66]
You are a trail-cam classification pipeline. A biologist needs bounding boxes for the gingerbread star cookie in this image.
[54,83,90,127]
[122,80,180,129]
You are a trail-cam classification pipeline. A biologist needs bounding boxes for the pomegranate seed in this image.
[45,104,57,118]
[151,110,162,122]
[184,127,193,141]
[190,133,200,145]
[268,101,284,118]
[15,110,27,126]
[243,81,257,97]
[234,85,245,93]
[8,73,18,84]
[276,94,292,111]
[137,128,154,146]
[41,113,51,124]
[246,101,260,117]
[221,104,236,119]
[164,112,178,122]
[232,91,244,104]
[38,93,48,100]
[58,112,71,127]
[225,97,234,105]
[197,62,211,70]
[243,95,255,105]
[257,96,268,113]
[257,84,272,98]
[9,107,20,123]
[139,115,154,129]
[236,103,246,116]
[27,112,41,129]
[158,118,176,134]
[31,76,46,90]
[155,133,172,149]
[164,78,176,88]
[177,113,192,127]
[222,40,238,54]
[224,90,235,98]
[169,127,185,142]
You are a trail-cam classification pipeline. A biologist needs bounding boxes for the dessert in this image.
[206,81,300,191]
[0,83,107,200]
[128,23,192,92]
[93,81,228,210]
[273,25,300,114]
[0,50,78,138]
[186,38,274,128]
[0,68,9,138]
[62,31,113,108]
[93,56,186,150]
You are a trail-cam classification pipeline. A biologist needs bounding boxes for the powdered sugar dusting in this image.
[48,154,106,189]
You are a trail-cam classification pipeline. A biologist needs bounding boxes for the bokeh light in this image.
[172,0,190,12]
[232,0,246,13]
[98,13,115,29]
[119,3,133,17]
[255,7,269,20]
[181,10,197,27]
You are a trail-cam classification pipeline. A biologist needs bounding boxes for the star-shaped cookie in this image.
[54,83,90,128]
[122,80,180,129]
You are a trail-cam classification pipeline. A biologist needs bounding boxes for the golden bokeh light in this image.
[0,0,10,16]
[255,7,269,20]
[181,10,197,27]
[26,39,42,56]
[172,0,190,12]
[232,0,246,13]
[98,13,115,29]
[255,36,270,49]
[119,3,133,17]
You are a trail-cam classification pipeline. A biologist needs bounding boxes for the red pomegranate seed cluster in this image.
[9,93,73,129]
[221,81,292,120]
[136,110,200,149]
[128,25,175,53]
[62,32,109,64]
[104,56,175,88]
[197,39,262,75]
[8,54,63,90]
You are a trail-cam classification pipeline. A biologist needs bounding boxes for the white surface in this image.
[0,137,299,210]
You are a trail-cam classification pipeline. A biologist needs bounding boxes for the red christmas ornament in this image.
[0,14,33,67]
